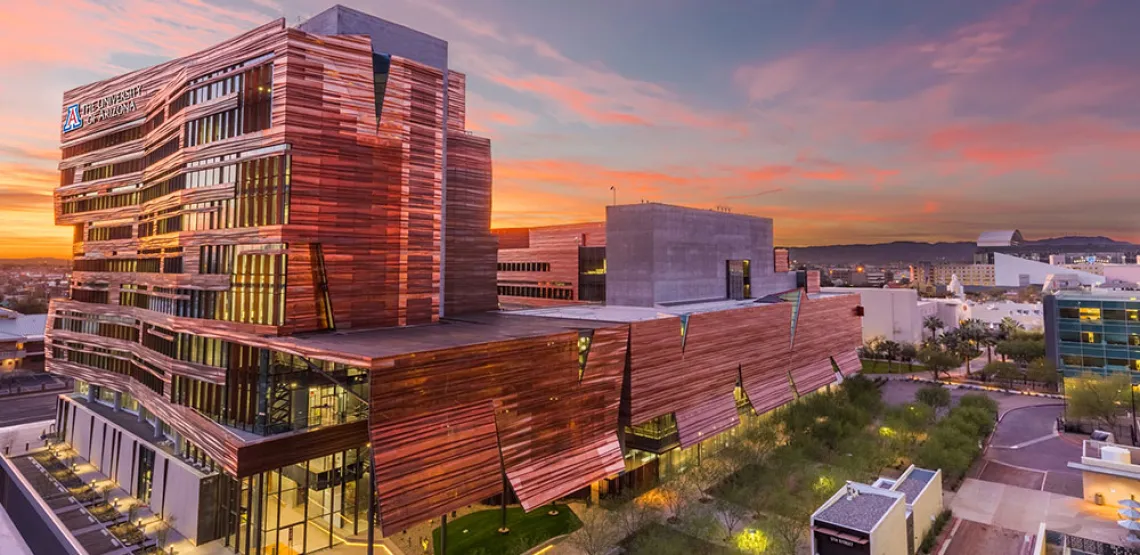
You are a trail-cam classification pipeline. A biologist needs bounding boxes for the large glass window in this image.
[221,448,369,555]
[1080,307,1103,322]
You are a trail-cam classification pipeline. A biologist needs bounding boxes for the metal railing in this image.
[1048,531,1140,555]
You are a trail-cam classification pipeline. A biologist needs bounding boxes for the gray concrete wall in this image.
[65,400,210,544]
[606,204,791,306]
[298,5,448,70]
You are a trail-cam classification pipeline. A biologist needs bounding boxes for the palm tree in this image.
[999,317,1023,339]
[980,328,1000,366]
[958,319,988,377]
[923,316,945,342]
[899,342,918,372]
[879,340,901,372]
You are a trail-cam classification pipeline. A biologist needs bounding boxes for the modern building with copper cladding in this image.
[494,222,607,309]
[33,6,863,555]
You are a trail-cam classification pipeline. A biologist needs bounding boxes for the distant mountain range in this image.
[789,236,1139,266]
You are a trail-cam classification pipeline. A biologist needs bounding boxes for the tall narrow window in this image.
[241,64,273,133]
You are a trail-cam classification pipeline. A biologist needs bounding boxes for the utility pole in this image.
[441,513,448,555]
[610,186,616,206]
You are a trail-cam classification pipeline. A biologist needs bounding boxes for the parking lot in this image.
[881,380,1080,496]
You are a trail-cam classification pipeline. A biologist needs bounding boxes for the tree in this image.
[996,336,1046,367]
[879,340,901,372]
[658,473,695,523]
[712,499,751,543]
[690,456,728,503]
[980,328,1000,365]
[566,506,620,555]
[916,385,951,414]
[955,320,988,376]
[923,316,945,342]
[899,342,918,372]
[1026,358,1060,390]
[1067,372,1131,432]
[605,493,661,540]
[765,491,815,555]
[918,346,959,381]
[999,317,1023,338]
[983,361,1022,389]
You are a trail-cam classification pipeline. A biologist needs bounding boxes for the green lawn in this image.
[432,506,581,555]
[861,359,924,374]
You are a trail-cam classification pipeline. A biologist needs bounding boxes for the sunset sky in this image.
[1,0,1138,259]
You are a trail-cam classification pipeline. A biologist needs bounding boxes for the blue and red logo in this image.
[62,104,82,133]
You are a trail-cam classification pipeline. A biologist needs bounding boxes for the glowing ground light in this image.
[736,528,769,553]
[879,426,896,438]
[814,474,835,493]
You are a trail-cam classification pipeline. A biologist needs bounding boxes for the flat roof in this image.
[0,311,46,341]
[512,291,856,323]
[894,468,936,502]
[815,489,901,533]
[272,311,616,362]
[1054,290,1140,301]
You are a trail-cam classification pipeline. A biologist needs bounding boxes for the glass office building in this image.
[1045,291,1140,380]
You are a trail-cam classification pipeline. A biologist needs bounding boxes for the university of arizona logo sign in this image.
[62,104,83,133]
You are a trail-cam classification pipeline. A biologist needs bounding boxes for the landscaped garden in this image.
[28,448,157,549]
[431,505,582,555]
[563,375,997,554]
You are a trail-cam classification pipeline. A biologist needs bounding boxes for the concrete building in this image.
[994,252,1104,288]
[821,287,961,344]
[605,203,795,307]
[1069,440,1140,511]
[911,262,995,288]
[811,466,943,555]
[0,309,46,371]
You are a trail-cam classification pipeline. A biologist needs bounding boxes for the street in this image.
[0,390,59,427]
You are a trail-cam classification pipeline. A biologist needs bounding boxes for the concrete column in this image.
[137,409,145,423]
[153,417,163,440]
[86,385,95,403]
[113,391,122,413]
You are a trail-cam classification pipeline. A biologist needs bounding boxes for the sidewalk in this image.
[951,478,1127,546]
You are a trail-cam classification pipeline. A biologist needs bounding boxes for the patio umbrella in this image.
[1121,498,1140,509]
[1121,508,1140,519]
[1118,520,1140,532]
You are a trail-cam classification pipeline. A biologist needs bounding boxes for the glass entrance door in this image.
[136,446,156,504]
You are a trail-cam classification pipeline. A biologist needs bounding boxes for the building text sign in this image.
[63,85,143,133]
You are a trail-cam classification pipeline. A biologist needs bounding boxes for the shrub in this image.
[918,509,953,554]
[916,385,951,411]
[956,394,998,418]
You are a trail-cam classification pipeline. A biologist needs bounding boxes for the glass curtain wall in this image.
[1056,298,1140,378]
[220,447,371,555]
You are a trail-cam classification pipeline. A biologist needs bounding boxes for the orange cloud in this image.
[492,76,652,126]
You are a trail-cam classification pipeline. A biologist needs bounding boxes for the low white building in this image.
[966,300,1043,330]
[825,286,1043,343]
[994,252,1103,287]
[821,288,961,344]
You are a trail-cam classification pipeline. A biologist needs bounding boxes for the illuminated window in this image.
[1080,307,1102,321]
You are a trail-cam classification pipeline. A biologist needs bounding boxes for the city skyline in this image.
[2,0,1139,259]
